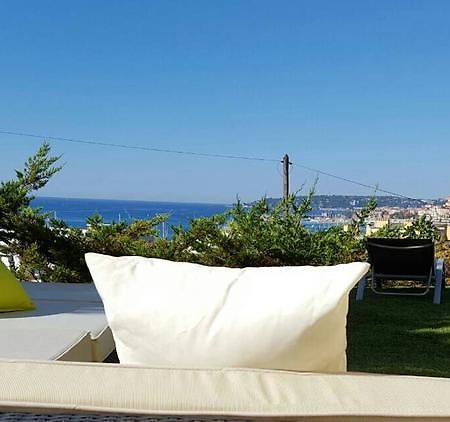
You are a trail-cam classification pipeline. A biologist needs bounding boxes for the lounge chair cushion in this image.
[0,261,34,312]
[0,282,114,361]
[86,253,369,372]
[2,360,450,419]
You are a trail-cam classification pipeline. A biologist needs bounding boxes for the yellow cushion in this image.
[0,261,35,312]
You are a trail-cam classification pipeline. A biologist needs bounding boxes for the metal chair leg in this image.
[356,276,366,301]
[433,259,445,305]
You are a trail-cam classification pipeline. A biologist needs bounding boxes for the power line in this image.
[0,128,423,201]
[292,162,425,202]
[0,129,279,163]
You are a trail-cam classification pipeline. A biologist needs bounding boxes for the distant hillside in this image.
[257,195,445,210]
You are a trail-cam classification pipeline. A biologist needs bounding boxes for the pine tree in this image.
[0,143,62,277]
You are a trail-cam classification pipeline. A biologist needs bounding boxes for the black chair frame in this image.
[356,238,445,304]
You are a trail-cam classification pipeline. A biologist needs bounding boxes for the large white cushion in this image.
[85,253,369,372]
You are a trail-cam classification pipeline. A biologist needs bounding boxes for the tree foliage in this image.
[0,144,445,282]
[373,215,440,240]
[0,143,63,273]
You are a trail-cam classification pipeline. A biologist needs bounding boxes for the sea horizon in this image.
[35,195,231,207]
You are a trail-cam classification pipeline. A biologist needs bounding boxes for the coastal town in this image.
[363,197,450,239]
[293,195,450,239]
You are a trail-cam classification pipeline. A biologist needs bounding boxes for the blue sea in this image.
[32,197,335,235]
[32,197,230,234]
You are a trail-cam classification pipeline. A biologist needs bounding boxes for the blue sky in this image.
[1,0,449,203]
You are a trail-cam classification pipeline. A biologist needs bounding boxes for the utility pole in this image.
[282,154,291,200]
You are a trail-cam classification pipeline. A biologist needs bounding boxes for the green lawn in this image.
[347,287,450,377]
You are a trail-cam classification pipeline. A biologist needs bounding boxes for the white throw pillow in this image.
[85,253,369,372]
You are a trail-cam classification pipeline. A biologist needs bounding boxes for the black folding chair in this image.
[356,238,445,304]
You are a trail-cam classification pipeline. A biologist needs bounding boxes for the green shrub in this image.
[373,216,440,240]
[0,143,444,282]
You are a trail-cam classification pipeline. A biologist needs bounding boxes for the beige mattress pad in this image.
[1,359,450,420]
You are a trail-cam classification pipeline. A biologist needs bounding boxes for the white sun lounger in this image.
[0,282,114,362]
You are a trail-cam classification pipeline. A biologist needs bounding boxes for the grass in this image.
[346,286,450,377]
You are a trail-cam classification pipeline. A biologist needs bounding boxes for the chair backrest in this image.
[366,238,435,280]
